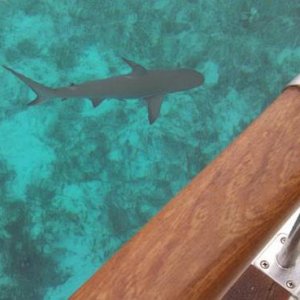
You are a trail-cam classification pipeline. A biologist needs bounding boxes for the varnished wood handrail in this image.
[71,87,300,300]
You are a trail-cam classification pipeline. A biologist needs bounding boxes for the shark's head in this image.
[180,69,204,88]
[168,69,204,93]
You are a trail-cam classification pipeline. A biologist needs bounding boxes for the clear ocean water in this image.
[0,1,299,299]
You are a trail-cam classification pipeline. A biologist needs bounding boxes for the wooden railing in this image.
[71,87,300,300]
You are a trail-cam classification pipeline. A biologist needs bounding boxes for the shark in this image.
[2,58,204,124]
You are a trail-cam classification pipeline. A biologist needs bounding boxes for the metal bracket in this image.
[252,208,300,299]
[285,74,300,90]
[253,233,300,298]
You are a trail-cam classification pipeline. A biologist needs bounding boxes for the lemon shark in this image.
[3,58,204,124]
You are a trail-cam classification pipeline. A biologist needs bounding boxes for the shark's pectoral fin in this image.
[28,97,43,106]
[121,57,147,76]
[90,98,105,108]
[145,95,164,124]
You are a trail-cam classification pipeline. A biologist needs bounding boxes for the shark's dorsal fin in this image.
[122,57,147,76]
[145,94,164,124]
[90,98,105,108]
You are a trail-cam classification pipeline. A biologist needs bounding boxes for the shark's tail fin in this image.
[2,65,55,105]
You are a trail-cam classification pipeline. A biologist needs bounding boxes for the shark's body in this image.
[3,58,204,124]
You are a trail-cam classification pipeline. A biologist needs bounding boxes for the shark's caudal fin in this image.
[2,65,55,105]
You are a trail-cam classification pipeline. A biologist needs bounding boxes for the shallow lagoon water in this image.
[0,1,299,299]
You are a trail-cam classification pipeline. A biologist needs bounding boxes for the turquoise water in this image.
[0,1,299,299]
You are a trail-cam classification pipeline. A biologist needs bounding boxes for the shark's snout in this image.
[192,70,204,86]
[184,69,204,88]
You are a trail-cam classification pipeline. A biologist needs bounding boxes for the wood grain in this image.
[71,87,300,300]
